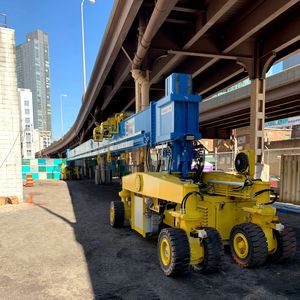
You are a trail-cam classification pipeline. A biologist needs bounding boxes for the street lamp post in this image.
[81,0,96,95]
[60,94,68,137]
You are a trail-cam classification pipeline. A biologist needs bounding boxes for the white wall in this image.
[0,27,23,202]
[18,88,34,159]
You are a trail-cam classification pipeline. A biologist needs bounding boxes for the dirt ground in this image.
[0,179,299,300]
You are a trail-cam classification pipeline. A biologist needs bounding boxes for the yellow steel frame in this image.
[93,113,127,142]
[119,168,280,265]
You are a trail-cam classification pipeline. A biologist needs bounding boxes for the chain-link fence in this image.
[206,147,300,177]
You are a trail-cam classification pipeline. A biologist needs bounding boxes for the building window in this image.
[25,109,30,115]
[25,117,31,123]
[24,101,29,106]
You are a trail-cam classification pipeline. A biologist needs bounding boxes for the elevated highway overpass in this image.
[42,0,300,157]
[200,64,300,138]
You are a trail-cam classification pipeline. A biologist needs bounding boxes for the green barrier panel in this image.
[38,166,46,172]
[53,166,61,172]
[22,159,30,165]
[21,159,67,180]
[31,173,39,180]
[46,166,54,172]
[54,159,63,165]
[53,173,61,179]
[47,173,54,179]
[38,158,46,165]
[22,166,30,173]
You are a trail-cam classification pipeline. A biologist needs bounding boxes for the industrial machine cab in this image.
[100,73,296,276]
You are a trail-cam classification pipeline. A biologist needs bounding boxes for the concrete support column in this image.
[130,149,145,173]
[249,78,268,179]
[79,166,84,179]
[100,156,106,184]
[130,151,139,173]
[134,79,141,112]
[83,160,87,177]
[141,79,150,110]
[131,68,150,173]
[95,165,101,185]
[105,165,111,184]
[132,69,150,112]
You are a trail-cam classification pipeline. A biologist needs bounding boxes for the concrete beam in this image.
[150,0,239,83]
[222,0,299,53]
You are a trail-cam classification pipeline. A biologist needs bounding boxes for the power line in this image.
[0,131,22,170]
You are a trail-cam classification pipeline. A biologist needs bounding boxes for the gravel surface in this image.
[0,179,299,299]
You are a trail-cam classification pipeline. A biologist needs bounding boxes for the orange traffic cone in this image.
[25,174,34,187]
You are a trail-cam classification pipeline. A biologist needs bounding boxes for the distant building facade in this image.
[34,130,52,153]
[16,30,52,133]
[18,88,35,159]
[292,125,300,139]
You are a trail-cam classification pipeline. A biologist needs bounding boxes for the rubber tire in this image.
[194,227,224,274]
[230,223,268,267]
[269,224,296,263]
[235,152,249,173]
[158,228,190,276]
[110,201,125,228]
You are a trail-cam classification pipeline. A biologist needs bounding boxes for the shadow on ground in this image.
[46,179,300,299]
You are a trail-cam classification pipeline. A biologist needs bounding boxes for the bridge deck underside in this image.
[43,0,300,156]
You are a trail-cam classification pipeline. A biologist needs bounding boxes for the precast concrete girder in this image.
[150,0,239,83]
[101,61,131,110]
[262,10,300,57]
[221,0,299,53]
[42,0,300,158]
[132,69,150,112]
[189,0,300,94]
[194,61,246,95]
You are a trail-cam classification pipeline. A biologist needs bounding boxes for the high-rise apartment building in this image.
[16,29,52,133]
[18,88,35,159]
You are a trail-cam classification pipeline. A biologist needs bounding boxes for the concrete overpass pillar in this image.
[105,165,112,185]
[131,70,150,172]
[249,78,268,180]
[131,69,150,112]
[100,156,106,184]
[238,41,277,180]
[98,155,111,184]
[83,160,87,177]
[95,165,100,185]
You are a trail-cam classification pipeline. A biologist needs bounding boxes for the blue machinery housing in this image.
[68,73,201,178]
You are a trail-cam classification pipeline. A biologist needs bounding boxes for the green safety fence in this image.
[22,158,67,180]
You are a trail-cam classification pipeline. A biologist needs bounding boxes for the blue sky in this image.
[1,0,114,140]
